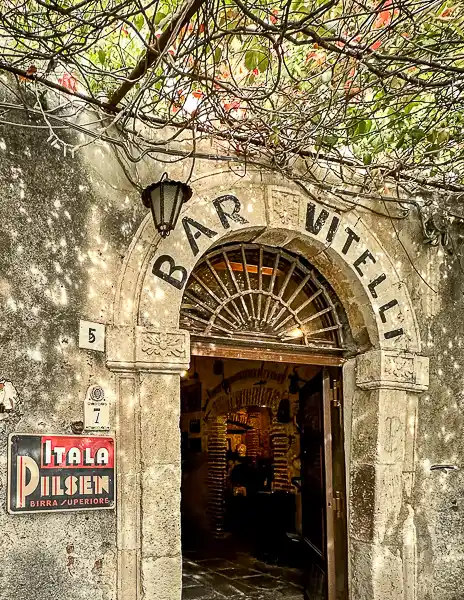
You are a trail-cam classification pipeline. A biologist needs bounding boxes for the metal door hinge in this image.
[333,491,343,518]
[331,381,341,408]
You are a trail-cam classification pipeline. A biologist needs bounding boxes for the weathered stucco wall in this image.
[360,210,464,600]
[0,113,463,600]
[0,123,144,600]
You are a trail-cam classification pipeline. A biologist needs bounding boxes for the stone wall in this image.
[0,123,142,600]
[359,205,464,600]
[0,113,463,600]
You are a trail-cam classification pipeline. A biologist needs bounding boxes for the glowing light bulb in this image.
[284,327,303,339]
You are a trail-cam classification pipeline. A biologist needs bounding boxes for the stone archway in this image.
[106,174,429,600]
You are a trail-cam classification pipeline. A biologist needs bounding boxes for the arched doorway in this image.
[107,179,428,600]
[179,243,348,600]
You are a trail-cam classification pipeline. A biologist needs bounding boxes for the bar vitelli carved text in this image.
[152,196,403,340]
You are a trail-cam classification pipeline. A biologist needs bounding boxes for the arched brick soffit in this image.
[207,388,282,418]
[114,171,421,353]
[203,367,293,416]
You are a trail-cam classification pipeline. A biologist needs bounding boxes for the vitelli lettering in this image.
[378,299,404,338]
[326,216,340,243]
[384,328,404,339]
[305,203,329,235]
[150,197,405,342]
[342,228,360,255]
[379,299,399,323]
[353,249,376,277]
[367,273,387,298]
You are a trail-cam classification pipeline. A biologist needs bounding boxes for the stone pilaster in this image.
[350,350,428,600]
[107,326,190,600]
[115,372,140,600]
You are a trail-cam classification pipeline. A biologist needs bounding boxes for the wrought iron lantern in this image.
[141,173,193,238]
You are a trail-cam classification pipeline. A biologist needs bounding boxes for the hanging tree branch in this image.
[109,0,208,106]
[0,0,464,228]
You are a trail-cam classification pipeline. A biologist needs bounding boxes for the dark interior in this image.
[180,356,333,600]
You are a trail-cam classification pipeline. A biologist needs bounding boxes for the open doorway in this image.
[180,355,347,600]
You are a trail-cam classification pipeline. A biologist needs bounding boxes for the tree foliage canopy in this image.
[1,0,464,222]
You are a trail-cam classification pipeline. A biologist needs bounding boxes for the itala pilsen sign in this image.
[8,434,115,513]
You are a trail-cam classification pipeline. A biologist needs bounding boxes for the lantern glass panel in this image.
[150,186,162,228]
[162,182,180,229]
[171,186,185,229]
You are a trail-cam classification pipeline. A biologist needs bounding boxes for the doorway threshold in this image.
[182,553,303,600]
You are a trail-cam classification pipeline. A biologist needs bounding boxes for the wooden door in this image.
[298,368,347,600]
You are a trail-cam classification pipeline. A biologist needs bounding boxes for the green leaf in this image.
[355,120,372,136]
[269,132,279,145]
[437,129,449,144]
[98,49,106,65]
[155,11,166,25]
[291,0,304,12]
[410,128,425,141]
[135,14,144,30]
[363,153,372,165]
[404,101,419,115]
[245,50,260,71]
[316,134,338,148]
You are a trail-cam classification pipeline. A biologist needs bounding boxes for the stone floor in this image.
[182,554,304,600]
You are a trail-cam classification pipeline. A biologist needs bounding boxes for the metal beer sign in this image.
[8,434,115,514]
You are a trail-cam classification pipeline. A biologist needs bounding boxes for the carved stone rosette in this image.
[106,325,190,373]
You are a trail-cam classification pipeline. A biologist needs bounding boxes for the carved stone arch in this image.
[113,175,421,353]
